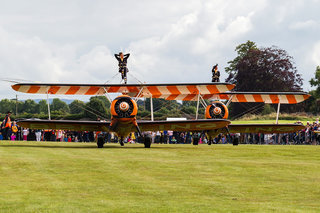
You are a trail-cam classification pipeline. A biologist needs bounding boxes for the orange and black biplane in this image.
[11,82,310,148]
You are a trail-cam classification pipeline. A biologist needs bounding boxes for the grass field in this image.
[1,141,320,212]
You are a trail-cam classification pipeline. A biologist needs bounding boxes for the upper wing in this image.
[200,92,310,104]
[138,119,230,132]
[11,82,234,96]
[228,124,305,133]
[17,119,110,132]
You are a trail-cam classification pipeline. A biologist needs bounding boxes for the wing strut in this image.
[46,89,51,120]
[102,87,112,103]
[276,98,281,124]
[226,94,234,107]
[196,94,200,120]
[150,96,154,121]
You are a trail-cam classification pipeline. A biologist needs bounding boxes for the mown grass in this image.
[1,141,320,212]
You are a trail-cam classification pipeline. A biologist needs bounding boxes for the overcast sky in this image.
[0,0,319,100]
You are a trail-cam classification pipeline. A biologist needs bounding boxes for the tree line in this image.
[1,40,319,120]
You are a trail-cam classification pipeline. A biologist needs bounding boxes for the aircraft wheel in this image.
[97,136,105,148]
[233,138,239,146]
[192,138,199,145]
[144,135,152,148]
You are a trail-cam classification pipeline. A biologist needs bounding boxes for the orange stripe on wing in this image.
[269,94,279,104]
[166,94,179,100]
[126,86,140,93]
[206,85,219,94]
[218,94,230,99]
[226,84,235,91]
[152,95,162,98]
[147,86,162,96]
[303,94,311,102]
[85,86,100,95]
[107,86,120,93]
[48,86,61,94]
[183,94,197,101]
[286,95,297,104]
[236,94,247,102]
[253,94,264,102]
[202,94,212,99]
[187,85,199,94]
[167,85,181,95]
[27,86,41,93]
[11,85,21,92]
[66,86,80,95]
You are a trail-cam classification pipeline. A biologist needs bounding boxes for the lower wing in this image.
[138,119,230,132]
[17,119,110,132]
[228,124,305,134]
[17,119,230,133]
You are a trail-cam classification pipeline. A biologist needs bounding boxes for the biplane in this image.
[11,82,310,148]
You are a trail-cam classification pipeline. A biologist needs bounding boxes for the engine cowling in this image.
[205,101,229,119]
[110,95,138,119]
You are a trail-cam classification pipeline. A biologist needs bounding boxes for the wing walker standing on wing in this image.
[114,52,130,84]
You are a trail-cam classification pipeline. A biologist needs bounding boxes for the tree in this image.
[69,100,85,114]
[226,45,302,91]
[84,97,109,120]
[306,66,320,113]
[90,96,110,108]
[225,41,303,117]
[50,98,70,113]
[310,66,320,95]
[0,99,15,114]
[225,40,258,79]
[23,99,39,114]
[39,100,48,114]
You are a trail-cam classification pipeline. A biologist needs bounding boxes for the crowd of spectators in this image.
[1,118,320,145]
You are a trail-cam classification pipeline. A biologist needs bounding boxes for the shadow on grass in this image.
[0,143,196,150]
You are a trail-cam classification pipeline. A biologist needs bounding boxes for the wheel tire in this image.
[97,137,105,148]
[233,138,239,146]
[144,135,152,148]
[193,138,199,145]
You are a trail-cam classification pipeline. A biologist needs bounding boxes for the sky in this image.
[0,0,319,101]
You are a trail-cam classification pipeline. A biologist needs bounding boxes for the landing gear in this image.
[144,135,152,148]
[120,136,124,146]
[97,136,105,148]
[192,133,200,145]
[232,137,239,146]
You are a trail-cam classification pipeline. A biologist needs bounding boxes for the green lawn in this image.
[0,141,319,212]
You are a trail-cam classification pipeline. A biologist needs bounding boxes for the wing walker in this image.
[11,56,311,148]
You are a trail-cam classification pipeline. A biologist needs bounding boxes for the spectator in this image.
[10,133,16,141]
[22,128,28,141]
[35,129,42,142]
[2,111,12,140]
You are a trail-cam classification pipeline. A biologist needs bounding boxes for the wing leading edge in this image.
[17,119,230,133]
[228,124,305,134]
[17,119,111,132]
[11,83,234,96]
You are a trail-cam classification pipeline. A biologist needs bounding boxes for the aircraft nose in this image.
[213,107,222,115]
[119,102,130,112]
